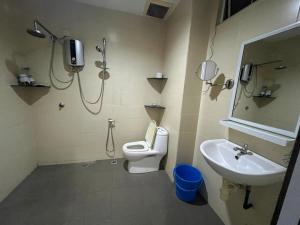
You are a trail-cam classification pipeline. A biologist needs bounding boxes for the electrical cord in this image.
[233,65,257,110]
[242,65,257,98]
[208,27,217,60]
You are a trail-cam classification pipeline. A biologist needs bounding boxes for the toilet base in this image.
[128,156,161,173]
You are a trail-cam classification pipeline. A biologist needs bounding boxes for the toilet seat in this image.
[123,141,159,161]
[122,120,157,155]
[123,141,149,152]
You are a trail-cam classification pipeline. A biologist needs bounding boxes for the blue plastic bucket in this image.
[173,164,203,202]
[175,183,198,202]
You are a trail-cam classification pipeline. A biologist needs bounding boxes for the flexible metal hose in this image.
[77,38,107,114]
[77,72,105,115]
[48,38,107,115]
[77,71,105,105]
[106,119,116,160]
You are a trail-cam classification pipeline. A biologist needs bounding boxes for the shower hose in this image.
[106,119,117,163]
[48,39,105,115]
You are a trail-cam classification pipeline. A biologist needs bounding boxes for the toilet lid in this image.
[145,120,157,148]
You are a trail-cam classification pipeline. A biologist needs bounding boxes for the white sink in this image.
[200,139,286,186]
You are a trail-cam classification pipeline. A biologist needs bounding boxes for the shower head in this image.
[26,20,57,40]
[274,65,287,70]
[96,38,107,52]
[96,38,107,69]
[27,28,46,38]
[27,21,46,38]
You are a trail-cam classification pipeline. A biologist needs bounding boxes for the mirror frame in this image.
[228,22,300,139]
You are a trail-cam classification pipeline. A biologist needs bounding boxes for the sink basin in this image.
[200,139,286,186]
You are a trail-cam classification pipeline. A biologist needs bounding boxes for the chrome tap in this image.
[233,144,253,160]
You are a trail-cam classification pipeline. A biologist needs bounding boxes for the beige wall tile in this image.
[193,0,300,224]
[0,8,37,201]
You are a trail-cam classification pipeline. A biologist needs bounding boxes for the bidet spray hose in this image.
[106,119,116,159]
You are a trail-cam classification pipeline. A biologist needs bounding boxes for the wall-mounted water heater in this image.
[63,38,85,71]
[240,63,253,82]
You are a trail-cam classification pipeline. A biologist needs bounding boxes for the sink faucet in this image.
[233,144,253,160]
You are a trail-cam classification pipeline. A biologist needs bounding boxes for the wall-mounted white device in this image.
[240,63,253,82]
[63,38,85,71]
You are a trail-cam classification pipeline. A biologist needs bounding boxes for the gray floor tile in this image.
[142,183,173,208]
[0,207,32,225]
[111,186,145,218]
[111,211,152,225]
[63,216,85,225]
[184,204,224,225]
[151,206,189,225]
[87,172,113,193]
[84,213,112,225]
[81,190,111,218]
[140,170,172,187]
[30,209,69,225]
[0,159,224,225]
[8,175,50,199]
[112,169,144,188]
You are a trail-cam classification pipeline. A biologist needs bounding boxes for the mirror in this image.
[229,23,300,138]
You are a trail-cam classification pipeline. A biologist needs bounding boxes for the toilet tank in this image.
[153,127,168,154]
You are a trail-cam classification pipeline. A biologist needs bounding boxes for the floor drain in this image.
[81,161,96,168]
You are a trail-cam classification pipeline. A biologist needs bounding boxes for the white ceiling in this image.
[75,0,179,16]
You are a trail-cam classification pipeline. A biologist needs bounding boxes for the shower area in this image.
[3,0,165,167]
[26,19,117,162]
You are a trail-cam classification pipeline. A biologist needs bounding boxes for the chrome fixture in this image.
[233,144,253,160]
[58,102,65,110]
[96,38,107,70]
[205,79,235,90]
[106,118,117,165]
[274,65,287,70]
[27,20,58,40]
[27,21,108,115]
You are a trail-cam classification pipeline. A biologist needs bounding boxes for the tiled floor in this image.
[0,159,224,225]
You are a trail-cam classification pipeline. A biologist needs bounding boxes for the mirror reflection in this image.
[232,27,300,135]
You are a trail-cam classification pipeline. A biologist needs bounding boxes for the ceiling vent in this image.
[145,0,175,19]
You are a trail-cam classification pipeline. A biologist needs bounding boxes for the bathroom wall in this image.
[160,0,192,178]
[193,0,300,225]
[0,3,37,201]
[177,0,219,165]
[9,0,166,165]
[161,0,218,178]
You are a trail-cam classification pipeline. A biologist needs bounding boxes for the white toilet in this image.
[122,121,168,173]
